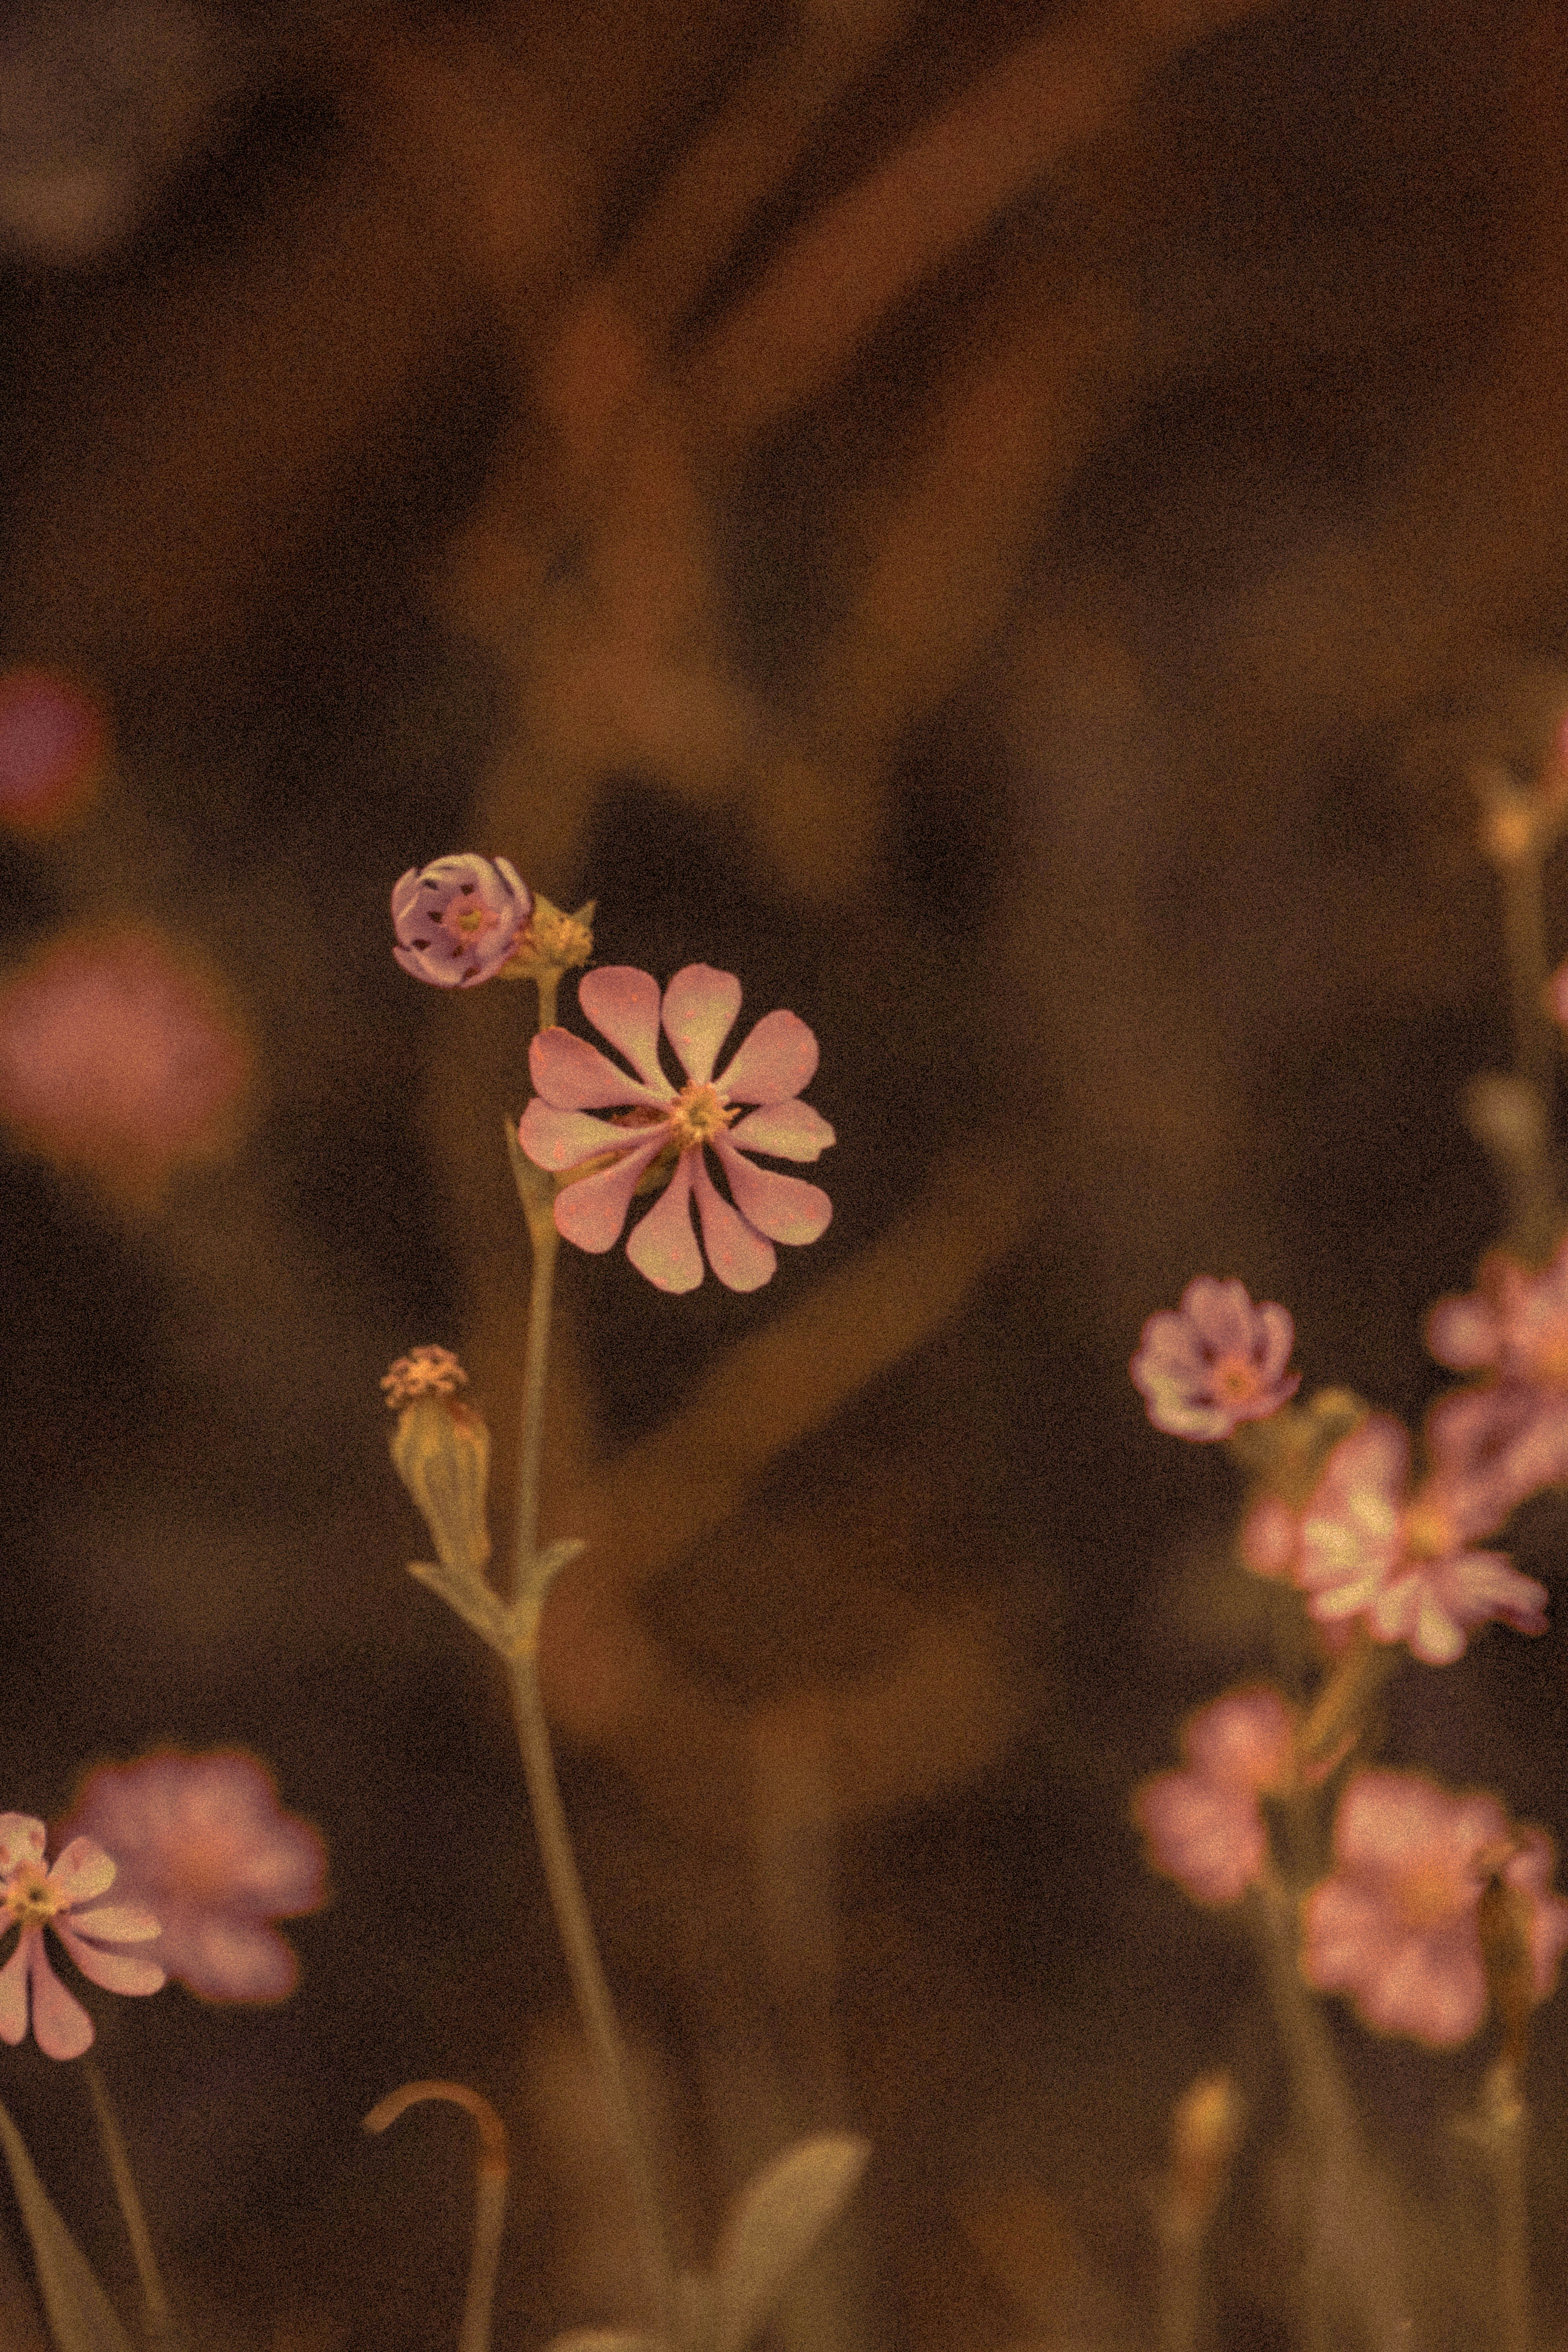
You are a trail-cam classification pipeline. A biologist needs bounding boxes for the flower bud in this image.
[500,893,595,984]
[388,1383,492,1575]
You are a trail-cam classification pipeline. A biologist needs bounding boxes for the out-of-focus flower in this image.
[63,1753,325,2004]
[381,1345,468,1407]
[1549,959,1568,1028]
[1295,1416,1548,1666]
[1425,1244,1568,1512]
[1132,1686,1294,1907]
[1131,1278,1299,1440]
[0,668,105,835]
[0,926,249,1199]
[1302,1771,1568,2047]
[0,1815,162,2060]
[519,964,833,1293]
[391,855,531,987]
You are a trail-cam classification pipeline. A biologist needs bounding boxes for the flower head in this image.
[381,1345,468,1408]
[63,1753,326,2004]
[391,855,531,988]
[1302,1770,1568,2047]
[0,927,249,1199]
[0,669,105,836]
[1294,1415,1548,1666]
[0,1815,163,2059]
[1131,1278,1299,1440]
[519,964,834,1292]
[1132,1686,1294,1907]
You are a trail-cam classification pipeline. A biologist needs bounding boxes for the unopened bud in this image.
[388,1382,492,1576]
[500,893,595,984]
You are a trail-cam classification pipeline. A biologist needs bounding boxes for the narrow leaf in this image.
[710,2133,870,2352]
[0,2094,137,2352]
[406,1560,512,1654]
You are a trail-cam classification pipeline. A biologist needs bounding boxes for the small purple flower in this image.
[391,855,531,987]
[1131,1277,1299,1440]
[1132,1686,1294,1907]
[1302,1771,1568,2048]
[519,964,834,1292]
[64,1753,326,2003]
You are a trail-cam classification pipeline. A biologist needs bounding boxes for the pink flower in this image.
[63,1754,326,2003]
[0,1815,163,2060]
[1295,1416,1548,1666]
[1302,1771,1568,2048]
[1548,959,1568,1027]
[391,854,531,987]
[0,669,104,836]
[0,929,249,1196]
[1131,1278,1299,1440]
[1424,1245,1568,1513]
[1132,1686,1294,1906]
[518,964,834,1293]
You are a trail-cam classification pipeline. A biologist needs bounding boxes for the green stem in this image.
[1481,2060,1532,2352]
[83,2062,180,2350]
[511,1212,559,1601]
[508,1648,679,2341]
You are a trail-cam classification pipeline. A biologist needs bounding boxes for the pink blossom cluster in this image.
[1303,1771,1568,2048]
[1133,1686,1295,1907]
[1424,1236,1568,1515]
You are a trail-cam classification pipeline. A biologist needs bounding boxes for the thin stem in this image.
[1153,2198,1202,2352]
[508,1648,679,2341]
[1483,2060,1532,2352]
[363,2081,509,2352]
[83,2061,180,2350]
[511,1214,559,1602]
[1501,848,1553,1103]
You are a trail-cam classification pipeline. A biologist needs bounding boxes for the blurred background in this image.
[3,0,1568,2345]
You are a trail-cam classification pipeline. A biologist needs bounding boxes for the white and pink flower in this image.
[1303,1770,1568,2048]
[1131,1278,1299,1441]
[1132,1686,1294,1907]
[1293,1416,1548,1666]
[519,964,834,1293]
[0,1815,163,2060]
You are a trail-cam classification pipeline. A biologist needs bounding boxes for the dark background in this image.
[3,2,1568,2345]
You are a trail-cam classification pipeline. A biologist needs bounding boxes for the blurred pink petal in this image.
[1132,1686,1293,1908]
[0,669,105,835]
[63,1753,324,2006]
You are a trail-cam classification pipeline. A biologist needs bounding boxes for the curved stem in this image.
[508,1648,679,2340]
[363,2081,509,2352]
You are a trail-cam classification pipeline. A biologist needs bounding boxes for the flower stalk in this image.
[84,2061,181,2351]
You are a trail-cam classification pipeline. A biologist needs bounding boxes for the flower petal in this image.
[0,1933,30,2043]
[48,1837,115,1906]
[626,1158,703,1291]
[520,1100,652,1172]
[728,1101,835,1161]
[578,968,668,1088]
[554,1134,668,1252]
[65,1901,161,1944]
[0,1816,44,1871]
[529,1025,666,1112]
[55,1925,165,1997]
[661,965,741,1085]
[29,1939,95,2058]
[717,1008,818,1103]
[713,1138,831,1245]
[691,1154,776,1291]
[164,1912,297,2002]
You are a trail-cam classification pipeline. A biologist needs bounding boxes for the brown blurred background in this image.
[4,1,1568,2345]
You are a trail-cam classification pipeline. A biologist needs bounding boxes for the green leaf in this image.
[709,2134,870,2352]
[0,2094,136,2352]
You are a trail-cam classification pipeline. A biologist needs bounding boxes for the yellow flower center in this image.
[668,1081,734,1152]
[1212,1354,1260,1403]
[3,1863,59,1929]
[1401,1495,1453,1561]
[1396,1861,1465,1933]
